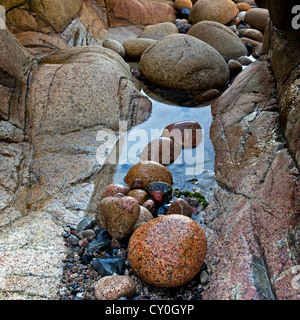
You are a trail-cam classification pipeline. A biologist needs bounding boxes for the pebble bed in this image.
[59,191,209,300]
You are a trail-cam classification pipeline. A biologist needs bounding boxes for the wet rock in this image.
[76,229,96,241]
[134,206,154,230]
[244,8,269,32]
[150,191,164,205]
[76,217,96,233]
[145,182,173,200]
[98,196,140,240]
[187,21,248,61]
[176,8,191,20]
[161,120,202,149]
[91,257,125,276]
[127,215,207,288]
[124,161,173,187]
[94,275,136,300]
[228,59,243,75]
[167,198,193,217]
[140,34,230,91]
[123,38,156,60]
[86,238,111,253]
[127,189,148,205]
[193,88,221,103]
[102,39,126,59]
[101,184,130,199]
[174,0,192,10]
[189,0,239,25]
[139,137,182,165]
[137,22,178,41]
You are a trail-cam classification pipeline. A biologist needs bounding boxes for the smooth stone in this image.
[139,137,182,165]
[129,178,145,190]
[137,22,178,41]
[161,120,202,149]
[189,0,239,25]
[67,234,79,246]
[228,59,243,75]
[140,34,230,91]
[244,8,269,32]
[98,196,140,240]
[238,28,264,42]
[142,199,156,215]
[127,189,148,205]
[134,206,154,230]
[175,22,192,34]
[167,198,193,217]
[236,3,252,11]
[102,39,126,59]
[101,184,130,199]
[91,257,125,276]
[123,38,156,60]
[174,0,192,10]
[127,215,207,288]
[76,229,96,241]
[94,275,136,300]
[237,55,253,65]
[187,21,248,61]
[150,191,164,205]
[193,88,221,103]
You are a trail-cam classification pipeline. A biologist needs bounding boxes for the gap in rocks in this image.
[58,53,257,301]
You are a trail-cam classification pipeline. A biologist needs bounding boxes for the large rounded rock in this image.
[127,214,207,287]
[140,34,230,91]
[189,0,239,25]
[124,161,173,186]
[187,21,248,61]
[98,196,140,240]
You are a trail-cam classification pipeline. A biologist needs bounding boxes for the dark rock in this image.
[80,254,93,265]
[175,22,192,34]
[177,8,191,19]
[76,217,96,233]
[67,235,79,246]
[130,178,145,190]
[86,238,111,254]
[91,257,126,276]
[145,181,173,200]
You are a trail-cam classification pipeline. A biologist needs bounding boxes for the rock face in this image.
[203,60,300,300]
[28,0,83,32]
[187,21,248,61]
[140,34,230,91]
[189,0,239,25]
[127,214,207,288]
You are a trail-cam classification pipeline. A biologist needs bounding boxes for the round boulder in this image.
[123,38,156,60]
[137,22,179,41]
[124,161,173,186]
[244,8,269,32]
[127,214,207,288]
[140,34,230,91]
[189,0,239,25]
[187,21,248,61]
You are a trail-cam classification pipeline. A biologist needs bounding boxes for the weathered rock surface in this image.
[127,214,207,288]
[140,34,230,91]
[203,60,300,300]
[187,21,248,61]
